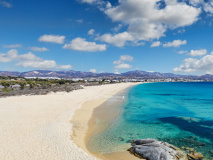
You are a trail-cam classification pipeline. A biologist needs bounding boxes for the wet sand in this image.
[72,83,142,160]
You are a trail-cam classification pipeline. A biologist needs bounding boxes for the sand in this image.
[0,83,139,160]
[73,84,141,160]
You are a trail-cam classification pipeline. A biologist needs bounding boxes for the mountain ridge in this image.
[0,70,212,80]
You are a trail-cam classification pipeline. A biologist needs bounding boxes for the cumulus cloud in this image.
[173,52,213,74]
[113,55,133,64]
[63,37,106,52]
[114,63,132,69]
[113,55,133,69]
[204,3,213,14]
[81,0,213,47]
[0,49,72,70]
[38,35,65,44]
[112,24,123,32]
[29,47,49,52]
[90,69,97,73]
[17,60,57,69]
[3,44,22,48]
[98,32,134,47]
[56,65,72,70]
[150,41,161,47]
[187,0,213,14]
[189,0,204,6]
[0,49,18,62]
[0,1,12,8]
[88,29,95,35]
[96,0,201,47]
[188,49,207,56]
[163,40,187,48]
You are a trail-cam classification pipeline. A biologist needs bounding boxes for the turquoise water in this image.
[88,82,213,159]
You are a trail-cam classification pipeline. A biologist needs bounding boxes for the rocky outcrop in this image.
[128,139,204,160]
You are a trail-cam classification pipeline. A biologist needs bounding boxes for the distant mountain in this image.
[0,71,21,77]
[0,70,213,80]
[120,70,198,79]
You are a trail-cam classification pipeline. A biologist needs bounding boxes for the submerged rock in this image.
[128,139,188,160]
[188,152,204,160]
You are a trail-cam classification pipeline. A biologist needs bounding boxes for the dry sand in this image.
[0,83,139,160]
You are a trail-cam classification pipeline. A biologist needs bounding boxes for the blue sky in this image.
[1,0,213,75]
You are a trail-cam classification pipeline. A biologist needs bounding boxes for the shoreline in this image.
[72,83,142,160]
[0,82,140,160]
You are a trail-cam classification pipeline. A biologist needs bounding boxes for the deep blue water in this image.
[88,82,213,158]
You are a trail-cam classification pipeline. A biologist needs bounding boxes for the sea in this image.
[87,82,213,159]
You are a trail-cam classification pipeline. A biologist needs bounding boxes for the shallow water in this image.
[88,82,213,159]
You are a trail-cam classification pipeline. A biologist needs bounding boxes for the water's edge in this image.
[85,85,139,160]
[86,82,213,160]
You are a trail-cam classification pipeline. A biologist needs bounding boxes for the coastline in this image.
[72,83,142,160]
[0,82,140,160]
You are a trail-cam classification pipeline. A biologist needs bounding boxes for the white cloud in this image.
[173,52,213,74]
[113,55,133,64]
[187,0,213,15]
[204,2,213,14]
[0,49,18,62]
[18,52,42,61]
[38,35,65,44]
[56,65,72,70]
[189,0,204,6]
[120,55,133,61]
[163,40,187,48]
[3,44,22,48]
[98,32,134,47]
[188,49,207,56]
[178,29,186,34]
[29,47,49,52]
[17,60,57,69]
[79,0,108,8]
[112,24,123,32]
[0,49,72,70]
[88,29,95,35]
[178,50,188,54]
[63,37,106,52]
[113,55,133,70]
[114,63,132,69]
[82,0,213,47]
[0,1,12,8]
[98,0,201,47]
[150,41,161,47]
[90,69,97,73]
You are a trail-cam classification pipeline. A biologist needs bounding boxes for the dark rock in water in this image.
[128,139,188,160]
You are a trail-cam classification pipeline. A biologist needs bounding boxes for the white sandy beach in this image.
[0,83,139,160]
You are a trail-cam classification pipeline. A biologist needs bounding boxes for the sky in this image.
[1,0,213,75]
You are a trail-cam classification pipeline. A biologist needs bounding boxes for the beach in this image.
[0,82,139,160]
